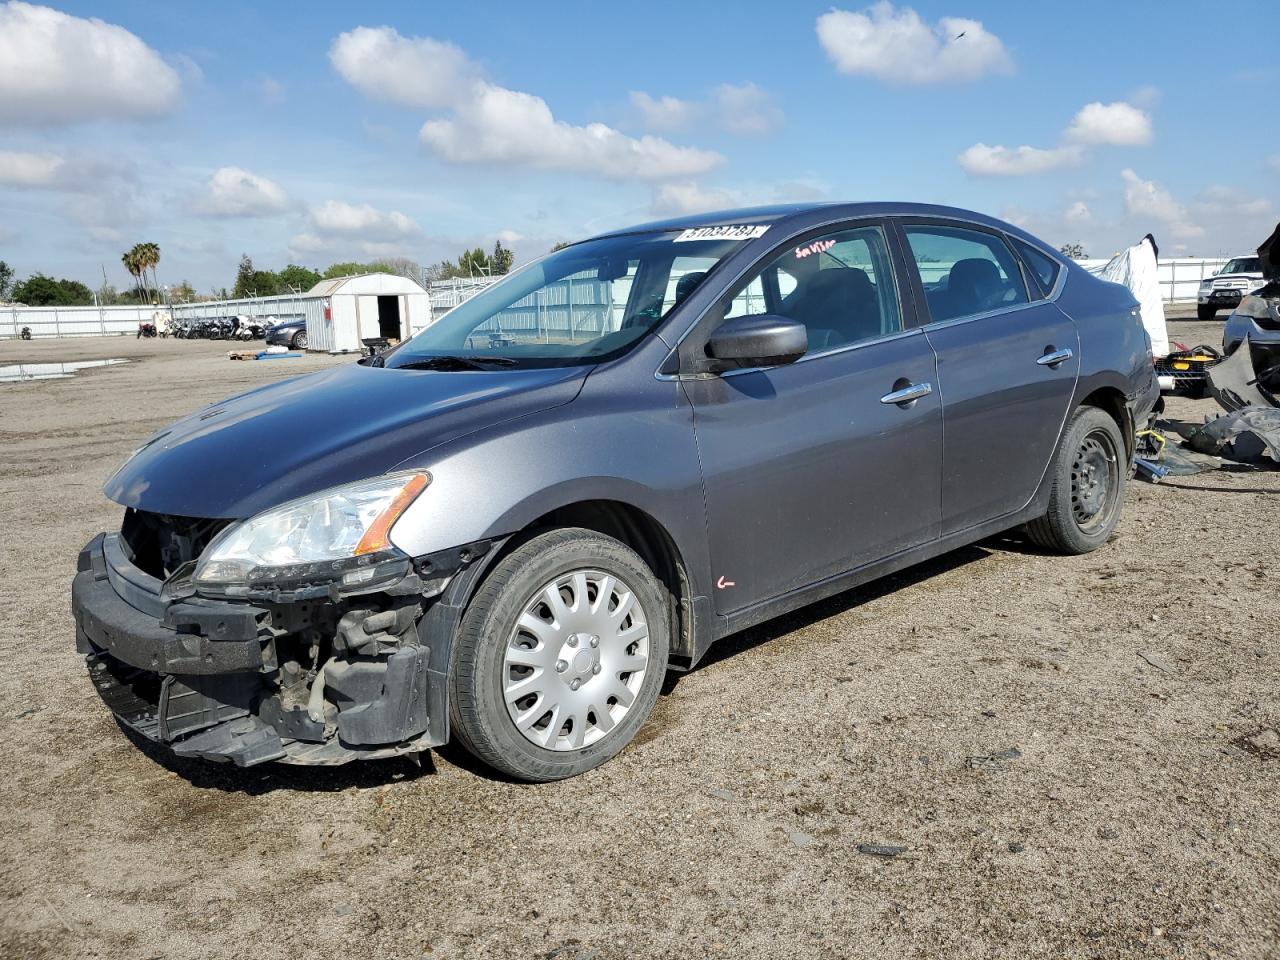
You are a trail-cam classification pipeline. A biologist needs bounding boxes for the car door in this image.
[895,220,1080,535]
[677,221,943,614]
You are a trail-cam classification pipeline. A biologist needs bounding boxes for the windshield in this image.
[387,230,755,369]
[1221,257,1260,275]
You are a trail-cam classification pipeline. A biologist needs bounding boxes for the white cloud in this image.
[1196,185,1272,218]
[194,166,289,217]
[259,75,285,105]
[329,25,483,109]
[652,181,743,216]
[957,143,1084,177]
[331,25,722,181]
[1066,101,1153,146]
[1128,84,1161,109]
[0,150,64,187]
[630,91,698,132]
[959,97,1152,178]
[290,200,425,262]
[1065,200,1092,223]
[713,82,783,136]
[816,2,1011,86]
[631,83,783,137]
[310,200,421,239]
[420,83,723,181]
[1121,169,1202,238]
[0,2,181,126]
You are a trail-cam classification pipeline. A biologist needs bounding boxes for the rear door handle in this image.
[1037,348,1073,367]
[880,381,932,406]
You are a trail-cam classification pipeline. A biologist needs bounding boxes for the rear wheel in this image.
[1026,406,1126,554]
[1197,304,1216,321]
[449,528,670,781]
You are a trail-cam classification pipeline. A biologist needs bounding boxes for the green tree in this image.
[232,254,256,298]
[169,280,196,302]
[425,260,464,282]
[550,241,572,253]
[140,241,161,301]
[11,274,93,305]
[276,264,322,293]
[250,270,280,296]
[0,260,14,300]
[122,246,144,302]
[457,247,491,277]
[491,240,514,276]
[322,260,394,280]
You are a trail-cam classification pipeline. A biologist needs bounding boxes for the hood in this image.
[1259,222,1280,280]
[104,362,588,519]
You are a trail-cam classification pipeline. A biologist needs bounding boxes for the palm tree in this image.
[139,242,161,304]
[121,247,144,303]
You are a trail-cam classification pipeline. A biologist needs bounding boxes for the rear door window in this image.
[903,225,1029,323]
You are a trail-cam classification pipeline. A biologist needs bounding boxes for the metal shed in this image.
[303,273,432,353]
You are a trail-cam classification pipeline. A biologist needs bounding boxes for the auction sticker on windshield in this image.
[674,225,770,242]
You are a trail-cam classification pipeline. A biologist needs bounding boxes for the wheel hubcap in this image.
[1071,431,1117,531]
[503,569,649,751]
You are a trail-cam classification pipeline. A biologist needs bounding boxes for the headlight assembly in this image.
[193,472,430,596]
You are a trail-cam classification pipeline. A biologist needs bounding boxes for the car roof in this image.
[586,201,1034,242]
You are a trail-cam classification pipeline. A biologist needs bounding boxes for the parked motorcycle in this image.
[19,326,32,340]
[137,322,158,339]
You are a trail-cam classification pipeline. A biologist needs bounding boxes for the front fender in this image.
[386,377,713,599]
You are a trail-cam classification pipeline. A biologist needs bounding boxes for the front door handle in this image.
[1037,348,1073,367]
[880,381,932,406]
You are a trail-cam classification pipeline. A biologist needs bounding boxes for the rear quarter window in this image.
[1012,239,1063,298]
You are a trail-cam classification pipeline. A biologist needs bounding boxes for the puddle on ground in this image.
[0,358,130,383]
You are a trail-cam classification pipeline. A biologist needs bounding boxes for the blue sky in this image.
[1,0,1277,294]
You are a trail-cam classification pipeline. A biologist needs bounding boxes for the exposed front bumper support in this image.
[73,534,444,767]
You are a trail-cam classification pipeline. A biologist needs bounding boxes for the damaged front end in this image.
[73,481,490,767]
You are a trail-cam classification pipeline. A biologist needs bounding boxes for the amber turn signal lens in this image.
[354,473,430,555]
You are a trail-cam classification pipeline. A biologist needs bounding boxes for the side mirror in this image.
[705,313,807,370]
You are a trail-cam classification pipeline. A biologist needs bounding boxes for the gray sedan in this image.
[73,202,1158,780]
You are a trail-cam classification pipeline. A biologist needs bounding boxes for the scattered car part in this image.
[1208,336,1279,411]
[1182,408,1280,464]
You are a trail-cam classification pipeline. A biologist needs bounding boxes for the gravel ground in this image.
[2,328,1277,960]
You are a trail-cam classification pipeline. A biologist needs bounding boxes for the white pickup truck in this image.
[1198,256,1267,319]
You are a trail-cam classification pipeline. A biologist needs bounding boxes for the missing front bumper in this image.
[73,533,444,767]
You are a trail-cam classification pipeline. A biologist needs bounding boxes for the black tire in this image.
[449,528,671,781]
[1197,304,1216,321]
[292,330,307,350]
[1026,406,1127,554]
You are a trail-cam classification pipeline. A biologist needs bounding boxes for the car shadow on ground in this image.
[680,541,1000,677]
[134,533,1033,793]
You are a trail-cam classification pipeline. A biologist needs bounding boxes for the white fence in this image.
[0,256,1241,339]
[1079,257,1230,303]
[2,293,315,339]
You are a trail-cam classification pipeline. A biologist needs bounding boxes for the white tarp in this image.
[1097,237,1169,357]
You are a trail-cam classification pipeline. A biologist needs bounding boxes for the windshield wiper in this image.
[392,355,519,371]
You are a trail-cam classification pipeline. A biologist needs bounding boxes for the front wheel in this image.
[1025,406,1126,554]
[449,528,670,781]
[1197,304,1216,321]
[292,331,307,350]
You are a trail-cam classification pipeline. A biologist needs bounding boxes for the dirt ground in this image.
[2,321,1277,960]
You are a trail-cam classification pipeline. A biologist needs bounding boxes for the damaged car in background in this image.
[74,202,1157,782]
[1223,221,1280,398]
